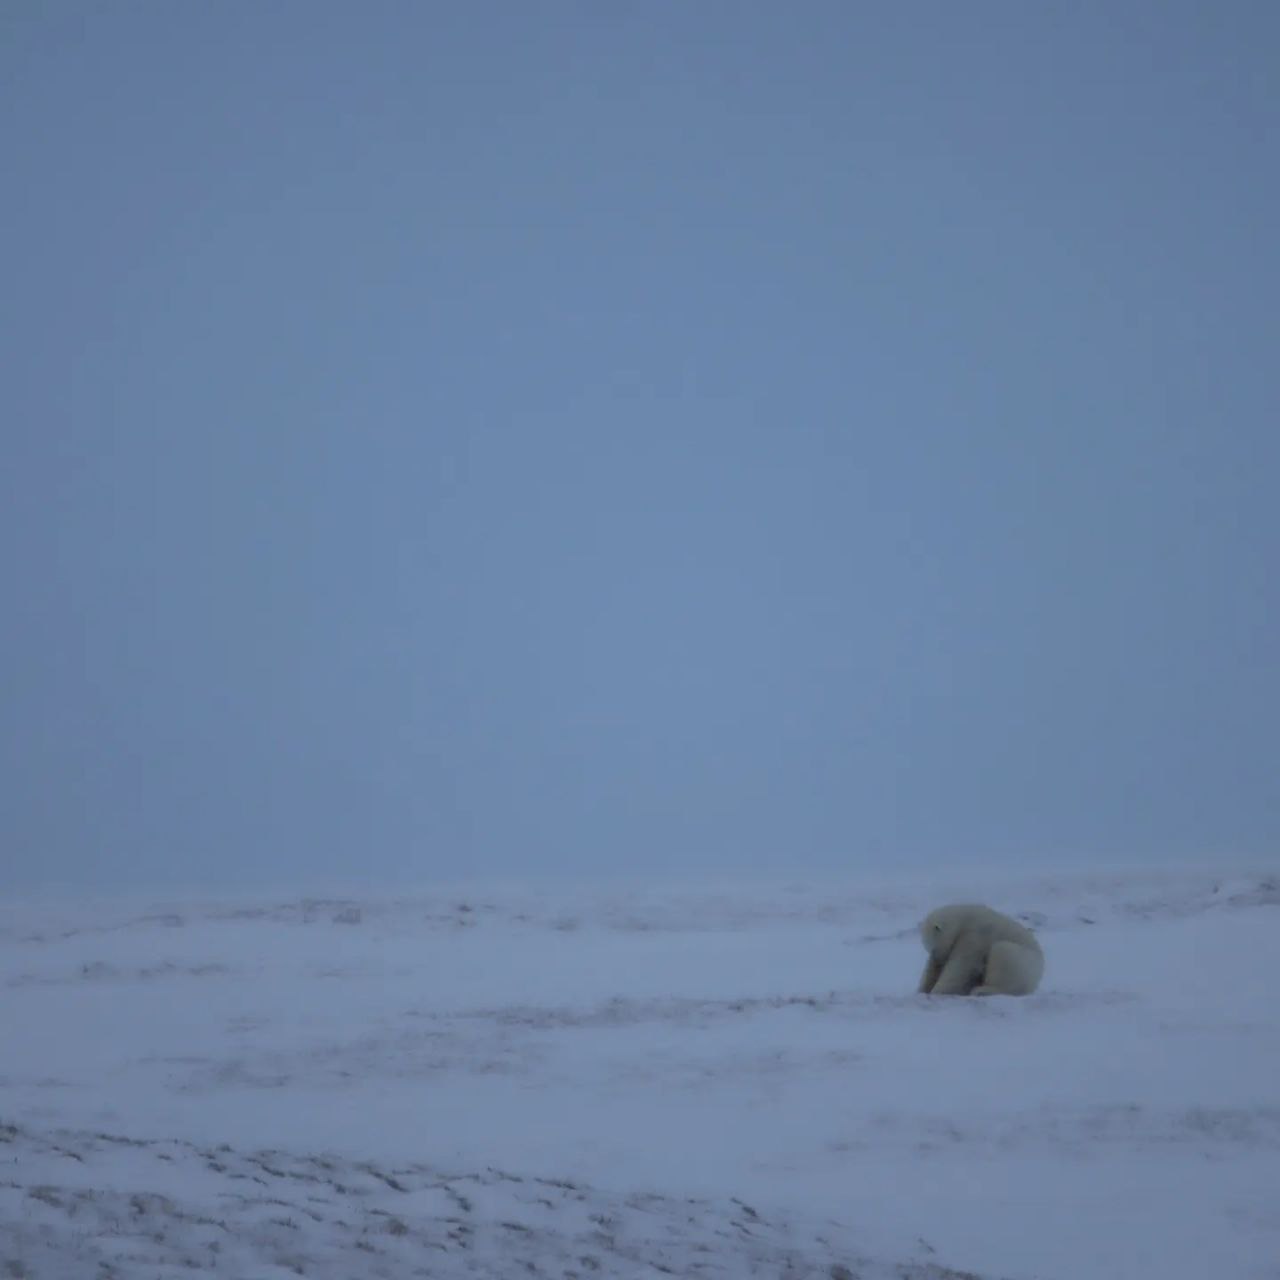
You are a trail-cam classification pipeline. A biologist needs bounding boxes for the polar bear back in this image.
[923,903,1040,954]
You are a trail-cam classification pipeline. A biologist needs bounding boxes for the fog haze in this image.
[3,2,1277,890]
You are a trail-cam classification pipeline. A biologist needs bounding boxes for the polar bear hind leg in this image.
[972,940,1044,996]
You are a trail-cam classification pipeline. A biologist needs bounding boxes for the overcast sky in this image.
[2,1,1277,891]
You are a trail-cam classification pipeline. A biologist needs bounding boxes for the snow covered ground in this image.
[2,866,1278,1279]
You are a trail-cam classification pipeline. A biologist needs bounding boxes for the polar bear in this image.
[917,904,1044,996]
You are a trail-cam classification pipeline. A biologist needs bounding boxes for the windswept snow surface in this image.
[2,868,1278,1279]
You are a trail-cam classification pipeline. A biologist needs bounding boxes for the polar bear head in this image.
[919,903,981,958]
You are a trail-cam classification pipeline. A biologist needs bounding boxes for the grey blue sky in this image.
[2,2,1277,890]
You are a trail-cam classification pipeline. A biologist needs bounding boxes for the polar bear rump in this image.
[918,903,1044,997]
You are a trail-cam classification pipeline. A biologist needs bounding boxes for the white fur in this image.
[917,903,1044,996]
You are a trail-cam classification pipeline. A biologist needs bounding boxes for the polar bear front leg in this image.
[928,937,987,996]
[918,952,943,994]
